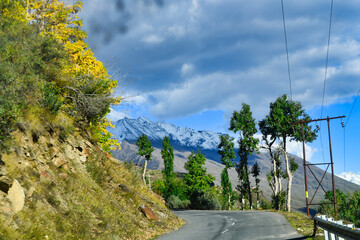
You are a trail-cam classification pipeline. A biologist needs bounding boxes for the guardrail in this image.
[314,215,360,240]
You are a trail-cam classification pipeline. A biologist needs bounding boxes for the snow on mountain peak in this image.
[109,117,221,150]
[338,172,360,186]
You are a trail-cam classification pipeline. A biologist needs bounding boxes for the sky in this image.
[78,0,360,178]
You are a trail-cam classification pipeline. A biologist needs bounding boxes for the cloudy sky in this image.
[79,0,360,177]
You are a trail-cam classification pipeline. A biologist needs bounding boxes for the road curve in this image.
[157,210,304,240]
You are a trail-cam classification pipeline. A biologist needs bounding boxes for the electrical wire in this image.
[345,88,360,127]
[281,0,292,100]
[320,0,334,118]
[319,0,334,164]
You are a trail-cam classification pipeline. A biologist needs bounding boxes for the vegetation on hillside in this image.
[319,189,360,227]
[0,0,120,153]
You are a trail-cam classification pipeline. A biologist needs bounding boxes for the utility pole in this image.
[294,115,344,217]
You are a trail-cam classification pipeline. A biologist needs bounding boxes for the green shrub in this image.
[319,189,360,227]
[190,189,221,210]
[166,195,190,209]
[40,82,63,113]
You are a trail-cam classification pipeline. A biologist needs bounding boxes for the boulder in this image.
[52,158,67,168]
[7,179,25,213]
[139,203,159,221]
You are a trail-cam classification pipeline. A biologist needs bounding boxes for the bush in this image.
[40,83,63,113]
[166,195,190,209]
[190,189,221,210]
[319,189,360,227]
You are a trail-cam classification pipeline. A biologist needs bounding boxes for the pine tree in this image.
[136,134,154,185]
[251,162,260,208]
[184,150,215,195]
[218,134,235,210]
[229,103,259,210]
[161,136,175,198]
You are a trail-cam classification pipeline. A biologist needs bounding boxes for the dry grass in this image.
[0,117,183,239]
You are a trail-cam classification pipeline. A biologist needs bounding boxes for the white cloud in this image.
[141,34,164,44]
[338,172,360,186]
[181,63,194,76]
[107,108,130,122]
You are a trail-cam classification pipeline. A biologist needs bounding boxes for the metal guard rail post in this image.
[314,216,360,240]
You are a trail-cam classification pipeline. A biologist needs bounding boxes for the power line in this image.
[320,0,334,118]
[319,0,334,164]
[345,88,360,127]
[281,0,292,100]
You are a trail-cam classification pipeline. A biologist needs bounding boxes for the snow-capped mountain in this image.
[109,116,222,150]
[338,172,360,186]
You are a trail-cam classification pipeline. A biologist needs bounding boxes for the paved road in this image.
[157,210,304,240]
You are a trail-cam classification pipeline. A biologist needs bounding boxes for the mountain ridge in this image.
[110,117,360,211]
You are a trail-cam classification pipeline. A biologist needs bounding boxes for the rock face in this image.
[139,203,159,221]
[7,179,25,213]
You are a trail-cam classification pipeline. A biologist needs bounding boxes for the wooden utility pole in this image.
[294,115,344,217]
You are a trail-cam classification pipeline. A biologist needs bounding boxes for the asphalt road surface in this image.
[157,210,304,240]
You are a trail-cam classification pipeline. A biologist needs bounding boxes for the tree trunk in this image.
[246,168,252,210]
[228,194,231,210]
[142,160,148,185]
[287,169,293,212]
[283,138,292,212]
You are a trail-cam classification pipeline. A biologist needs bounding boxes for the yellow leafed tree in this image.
[7,0,121,151]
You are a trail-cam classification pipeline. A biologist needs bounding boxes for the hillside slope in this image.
[0,117,183,239]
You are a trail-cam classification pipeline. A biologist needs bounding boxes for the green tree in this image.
[184,150,215,196]
[229,103,259,210]
[251,162,260,208]
[161,136,175,198]
[319,189,360,227]
[261,94,317,212]
[218,134,236,210]
[136,134,154,185]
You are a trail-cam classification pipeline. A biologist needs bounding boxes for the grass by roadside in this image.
[273,210,324,240]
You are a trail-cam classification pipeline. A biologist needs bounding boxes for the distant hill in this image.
[110,117,360,211]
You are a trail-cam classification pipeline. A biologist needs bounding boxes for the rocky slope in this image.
[0,115,183,239]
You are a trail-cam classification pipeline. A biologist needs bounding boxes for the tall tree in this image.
[229,103,259,210]
[259,119,284,210]
[251,162,261,208]
[261,94,317,212]
[184,150,215,195]
[136,134,154,185]
[218,134,236,210]
[161,136,175,197]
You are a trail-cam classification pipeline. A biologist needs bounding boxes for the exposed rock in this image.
[153,193,166,205]
[85,140,92,148]
[119,184,130,192]
[139,203,159,221]
[79,155,87,163]
[7,179,25,213]
[26,186,36,198]
[59,173,68,179]
[52,157,67,168]
[157,211,166,219]
[0,176,12,193]
[40,169,54,182]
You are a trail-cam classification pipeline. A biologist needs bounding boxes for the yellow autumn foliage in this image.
[1,0,121,152]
